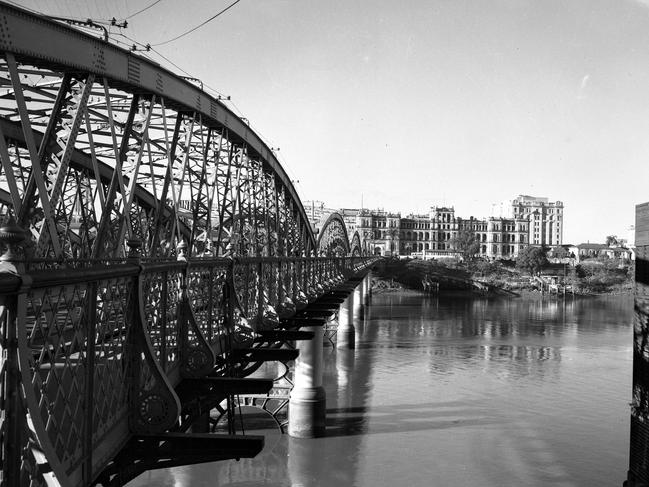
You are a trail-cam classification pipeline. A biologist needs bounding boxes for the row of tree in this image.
[450,228,633,292]
[449,228,547,274]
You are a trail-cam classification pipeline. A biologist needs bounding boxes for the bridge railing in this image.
[0,235,378,487]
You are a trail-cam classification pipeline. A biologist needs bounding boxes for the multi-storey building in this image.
[302,200,336,230]
[356,209,401,256]
[499,195,564,247]
[339,208,361,236]
[305,195,561,259]
[398,207,530,259]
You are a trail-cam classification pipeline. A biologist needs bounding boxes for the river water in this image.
[131,292,633,487]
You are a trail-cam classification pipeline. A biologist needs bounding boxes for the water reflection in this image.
[129,293,632,487]
[370,294,631,342]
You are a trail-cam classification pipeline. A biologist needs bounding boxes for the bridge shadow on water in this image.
[324,401,504,438]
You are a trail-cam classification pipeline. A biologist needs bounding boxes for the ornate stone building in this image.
[305,195,561,259]
[397,207,530,259]
[354,209,401,256]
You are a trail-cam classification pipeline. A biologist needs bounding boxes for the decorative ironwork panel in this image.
[232,260,260,326]
[91,278,131,468]
[187,259,230,344]
[17,272,134,487]
[141,266,182,374]
[24,283,92,476]
[0,284,51,487]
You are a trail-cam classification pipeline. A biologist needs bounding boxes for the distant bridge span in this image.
[0,4,377,487]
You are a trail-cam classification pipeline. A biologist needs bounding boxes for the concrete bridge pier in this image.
[289,325,326,438]
[353,282,363,321]
[357,277,366,312]
[337,294,355,349]
[336,347,356,409]
[288,436,327,487]
[364,272,372,305]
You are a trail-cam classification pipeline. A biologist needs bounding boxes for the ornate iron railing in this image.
[0,235,378,487]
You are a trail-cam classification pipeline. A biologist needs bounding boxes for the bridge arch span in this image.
[350,231,363,257]
[316,212,350,256]
[0,3,316,260]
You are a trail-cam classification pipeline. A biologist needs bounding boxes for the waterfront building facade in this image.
[308,195,562,260]
[496,195,564,247]
[355,209,401,256]
[399,206,530,259]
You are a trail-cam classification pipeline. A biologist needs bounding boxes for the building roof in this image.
[575,243,631,252]
[577,243,609,250]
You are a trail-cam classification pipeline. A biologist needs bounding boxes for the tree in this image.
[550,245,569,259]
[516,245,549,275]
[606,235,619,246]
[450,228,480,262]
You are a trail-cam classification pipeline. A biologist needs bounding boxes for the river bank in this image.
[373,258,634,297]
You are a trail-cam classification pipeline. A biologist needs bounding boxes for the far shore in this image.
[370,277,633,298]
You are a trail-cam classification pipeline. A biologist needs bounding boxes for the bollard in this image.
[289,325,326,438]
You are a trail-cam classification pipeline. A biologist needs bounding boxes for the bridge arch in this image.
[0,3,316,260]
[350,231,363,257]
[316,212,350,256]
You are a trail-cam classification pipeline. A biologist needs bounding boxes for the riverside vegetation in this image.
[374,255,634,296]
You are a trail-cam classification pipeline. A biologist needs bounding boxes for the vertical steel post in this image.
[0,221,27,487]
[83,281,98,484]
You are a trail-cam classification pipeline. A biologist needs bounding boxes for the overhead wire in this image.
[24,0,239,106]
[114,29,240,109]
[125,0,163,20]
[151,0,242,46]
[28,0,294,182]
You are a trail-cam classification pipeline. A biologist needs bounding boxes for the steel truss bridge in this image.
[0,4,377,486]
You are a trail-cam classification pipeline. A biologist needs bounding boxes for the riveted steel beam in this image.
[0,3,315,250]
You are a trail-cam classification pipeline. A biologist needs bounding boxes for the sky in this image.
[13,0,649,244]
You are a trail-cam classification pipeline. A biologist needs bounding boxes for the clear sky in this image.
[14,0,649,244]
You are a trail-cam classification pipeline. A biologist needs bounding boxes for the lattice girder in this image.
[0,3,316,261]
[350,231,363,257]
[316,212,351,257]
